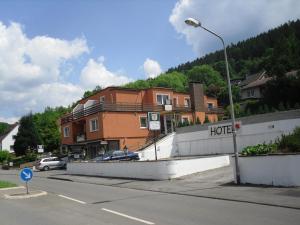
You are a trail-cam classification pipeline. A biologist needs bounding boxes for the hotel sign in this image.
[208,121,241,137]
[148,112,161,131]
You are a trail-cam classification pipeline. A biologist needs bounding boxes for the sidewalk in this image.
[49,166,300,209]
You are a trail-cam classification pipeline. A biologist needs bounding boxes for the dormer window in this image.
[156,94,169,105]
[184,97,190,107]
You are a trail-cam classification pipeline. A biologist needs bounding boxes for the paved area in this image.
[0,167,300,225]
[44,166,300,209]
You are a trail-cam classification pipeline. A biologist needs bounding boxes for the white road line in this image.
[58,194,86,204]
[102,208,155,225]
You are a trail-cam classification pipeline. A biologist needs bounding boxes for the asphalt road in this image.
[1,170,300,225]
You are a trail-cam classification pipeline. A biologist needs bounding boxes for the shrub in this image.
[0,151,11,163]
[241,143,277,156]
[204,115,210,124]
[278,127,300,152]
[12,153,38,167]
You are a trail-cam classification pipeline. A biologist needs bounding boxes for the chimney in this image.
[189,82,205,111]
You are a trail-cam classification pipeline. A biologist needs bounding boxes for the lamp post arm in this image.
[200,25,240,184]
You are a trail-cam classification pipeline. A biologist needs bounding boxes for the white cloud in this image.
[169,0,300,55]
[143,58,162,78]
[80,57,133,89]
[0,116,20,124]
[0,21,88,122]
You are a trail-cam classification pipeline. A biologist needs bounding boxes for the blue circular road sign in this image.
[20,168,33,182]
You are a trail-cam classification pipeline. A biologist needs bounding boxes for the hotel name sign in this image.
[208,121,241,137]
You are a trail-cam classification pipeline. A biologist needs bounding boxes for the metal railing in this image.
[206,107,224,114]
[61,102,192,124]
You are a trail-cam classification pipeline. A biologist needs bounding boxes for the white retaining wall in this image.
[138,133,176,161]
[175,118,300,156]
[231,155,300,186]
[67,155,230,180]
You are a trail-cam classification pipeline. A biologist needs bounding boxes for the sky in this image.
[0,0,300,123]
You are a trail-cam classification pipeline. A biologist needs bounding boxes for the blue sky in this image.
[0,0,300,122]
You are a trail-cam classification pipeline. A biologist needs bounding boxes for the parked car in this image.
[35,157,66,171]
[94,150,139,162]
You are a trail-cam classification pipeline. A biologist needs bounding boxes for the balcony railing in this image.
[61,102,193,124]
[206,107,224,114]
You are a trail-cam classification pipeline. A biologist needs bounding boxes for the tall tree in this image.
[13,113,41,156]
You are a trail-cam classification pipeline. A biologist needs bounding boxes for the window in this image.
[63,126,70,137]
[156,94,169,105]
[100,96,105,103]
[184,98,190,107]
[90,118,99,132]
[247,89,255,97]
[207,103,214,109]
[140,116,148,128]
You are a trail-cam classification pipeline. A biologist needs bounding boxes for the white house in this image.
[0,123,19,153]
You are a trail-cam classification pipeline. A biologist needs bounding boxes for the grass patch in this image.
[0,180,17,188]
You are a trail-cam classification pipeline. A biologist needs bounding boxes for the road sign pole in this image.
[154,131,157,161]
[26,181,29,194]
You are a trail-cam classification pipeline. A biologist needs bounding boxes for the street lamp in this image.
[185,17,240,184]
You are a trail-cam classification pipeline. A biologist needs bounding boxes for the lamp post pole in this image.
[185,18,240,184]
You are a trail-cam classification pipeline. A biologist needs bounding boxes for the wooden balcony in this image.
[61,102,192,124]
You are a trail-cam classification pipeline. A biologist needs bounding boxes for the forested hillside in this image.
[167,20,300,78]
[124,19,300,111]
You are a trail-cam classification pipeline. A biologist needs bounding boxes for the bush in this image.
[241,143,277,156]
[12,153,38,167]
[278,127,300,152]
[0,151,11,163]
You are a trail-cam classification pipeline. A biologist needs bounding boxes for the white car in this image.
[36,157,66,171]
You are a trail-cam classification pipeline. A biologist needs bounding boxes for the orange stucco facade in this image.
[60,84,222,158]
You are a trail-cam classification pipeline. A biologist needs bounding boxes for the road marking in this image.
[58,194,86,204]
[102,208,155,225]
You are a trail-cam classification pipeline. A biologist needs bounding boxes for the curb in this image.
[4,190,47,199]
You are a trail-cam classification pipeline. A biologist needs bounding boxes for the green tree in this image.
[186,65,225,87]
[0,122,10,135]
[33,106,70,152]
[13,113,41,156]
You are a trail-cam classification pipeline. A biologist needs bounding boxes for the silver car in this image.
[36,157,66,171]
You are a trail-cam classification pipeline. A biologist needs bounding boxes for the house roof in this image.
[239,71,266,87]
[0,123,18,143]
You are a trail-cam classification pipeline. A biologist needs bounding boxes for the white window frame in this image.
[184,97,191,107]
[63,126,70,137]
[139,116,148,129]
[207,102,214,109]
[100,96,105,103]
[89,118,99,132]
[156,93,170,105]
